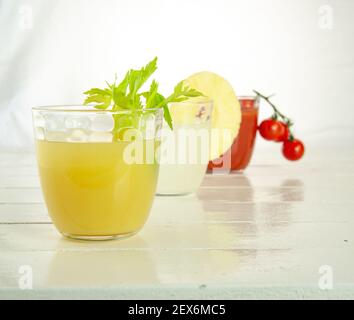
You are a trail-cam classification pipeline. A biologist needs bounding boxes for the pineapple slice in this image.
[184,72,241,159]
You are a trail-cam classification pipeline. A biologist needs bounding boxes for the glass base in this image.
[62,231,137,242]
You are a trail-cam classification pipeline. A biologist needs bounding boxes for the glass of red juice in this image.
[208,96,259,172]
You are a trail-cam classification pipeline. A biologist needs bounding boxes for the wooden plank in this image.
[0,223,352,253]
[0,246,353,299]
[1,184,353,205]
[0,192,353,224]
[1,196,353,224]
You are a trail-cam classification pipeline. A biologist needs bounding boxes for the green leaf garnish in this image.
[83,88,112,110]
[156,81,205,109]
[83,57,205,135]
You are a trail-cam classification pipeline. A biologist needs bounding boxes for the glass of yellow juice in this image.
[32,106,163,241]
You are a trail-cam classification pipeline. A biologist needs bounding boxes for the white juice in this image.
[156,123,210,195]
[157,163,208,195]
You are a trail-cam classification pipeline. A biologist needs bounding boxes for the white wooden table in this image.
[1,142,354,300]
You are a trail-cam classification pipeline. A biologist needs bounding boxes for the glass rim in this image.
[32,105,164,115]
[238,95,258,100]
[239,96,260,110]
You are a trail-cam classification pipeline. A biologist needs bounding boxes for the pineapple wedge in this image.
[184,71,241,160]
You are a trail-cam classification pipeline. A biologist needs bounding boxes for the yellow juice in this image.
[36,140,159,238]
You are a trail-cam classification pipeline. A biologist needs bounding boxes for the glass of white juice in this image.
[156,100,213,196]
[32,106,163,241]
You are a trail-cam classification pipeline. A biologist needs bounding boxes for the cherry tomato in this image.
[259,119,288,142]
[276,122,291,142]
[282,139,305,161]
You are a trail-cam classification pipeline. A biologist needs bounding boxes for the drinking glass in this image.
[208,96,259,172]
[156,100,213,195]
[32,106,163,240]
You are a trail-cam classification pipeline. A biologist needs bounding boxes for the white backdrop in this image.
[0,0,353,150]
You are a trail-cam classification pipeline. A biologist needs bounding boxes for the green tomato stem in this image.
[253,90,295,140]
[253,90,290,123]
